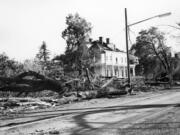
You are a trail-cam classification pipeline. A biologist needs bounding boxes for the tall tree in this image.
[131,27,172,80]
[36,41,50,65]
[35,41,51,76]
[61,13,92,75]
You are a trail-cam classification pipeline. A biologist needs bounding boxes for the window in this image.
[110,55,112,61]
[121,57,123,63]
[107,69,109,77]
[105,55,108,62]
[122,69,124,77]
[116,57,118,64]
[115,68,119,76]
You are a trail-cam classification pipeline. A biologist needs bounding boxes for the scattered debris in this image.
[0,74,165,117]
[30,128,61,135]
[48,129,60,134]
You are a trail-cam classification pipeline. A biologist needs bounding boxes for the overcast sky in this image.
[0,0,180,61]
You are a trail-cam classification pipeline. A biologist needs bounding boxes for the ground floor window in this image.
[115,69,118,76]
[122,69,124,77]
[130,68,133,76]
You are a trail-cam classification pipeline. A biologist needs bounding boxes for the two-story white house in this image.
[89,37,138,78]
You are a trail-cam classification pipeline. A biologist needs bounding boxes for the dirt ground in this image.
[1,88,180,135]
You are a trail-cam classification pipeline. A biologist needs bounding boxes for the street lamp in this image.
[124,8,171,87]
[128,12,171,27]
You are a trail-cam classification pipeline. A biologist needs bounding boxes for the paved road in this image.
[1,89,180,135]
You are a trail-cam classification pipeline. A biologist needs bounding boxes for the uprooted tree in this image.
[0,71,74,96]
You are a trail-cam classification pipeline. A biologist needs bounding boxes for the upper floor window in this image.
[116,57,118,64]
[110,55,112,61]
[106,56,108,61]
[121,57,123,63]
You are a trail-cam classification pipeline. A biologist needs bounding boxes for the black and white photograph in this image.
[1,0,180,134]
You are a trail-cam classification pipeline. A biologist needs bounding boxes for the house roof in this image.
[89,39,138,61]
[89,40,126,53]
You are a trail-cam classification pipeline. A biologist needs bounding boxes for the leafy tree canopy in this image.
[0,53,24,77]
[131,27,172,78]
[61,13,92,74]
[62,13,92,53]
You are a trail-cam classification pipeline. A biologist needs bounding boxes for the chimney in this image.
[89,38,92,43]
[114,45,116,50]
[106,38,110,44]
[99,37,103,44]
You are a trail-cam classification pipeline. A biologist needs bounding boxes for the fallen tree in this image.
[0,71,72,96]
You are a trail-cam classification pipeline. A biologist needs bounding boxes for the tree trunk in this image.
[0,71,69,95]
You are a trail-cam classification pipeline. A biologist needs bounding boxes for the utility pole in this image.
[124,9,171,87]
[125,8,131,86]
